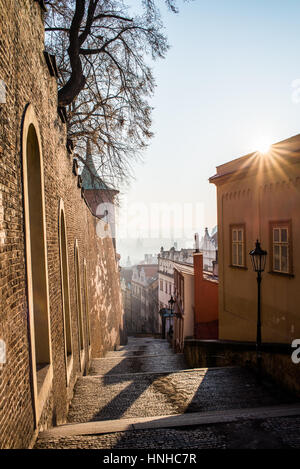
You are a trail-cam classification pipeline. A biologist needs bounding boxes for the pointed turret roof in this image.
[81,140,116,191]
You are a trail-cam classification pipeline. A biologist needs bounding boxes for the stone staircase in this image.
[35,337,300,449]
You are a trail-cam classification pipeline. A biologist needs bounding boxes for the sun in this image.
[256,137,272,155]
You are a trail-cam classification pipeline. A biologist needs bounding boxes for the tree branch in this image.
[58,0,86,106]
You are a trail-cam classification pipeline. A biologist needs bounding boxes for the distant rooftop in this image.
[136,264,158,279]
[159,246,194,264]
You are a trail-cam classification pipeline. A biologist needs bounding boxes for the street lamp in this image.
[249,239,267,381]
[168,295,175,314]
[168,295,176,342]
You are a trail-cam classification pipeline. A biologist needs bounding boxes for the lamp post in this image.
[168,295,175,342]
[168,295,175,315]
[249,239,267,381]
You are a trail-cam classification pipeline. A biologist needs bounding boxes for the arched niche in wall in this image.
[59,200,73,383]
[74,240,85,368]
[21,103,53,426]
[83,259,91,350]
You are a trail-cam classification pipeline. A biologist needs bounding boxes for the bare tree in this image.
[44,0,178,187]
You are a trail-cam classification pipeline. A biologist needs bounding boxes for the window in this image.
[270,221,292,274]
[230,224,245,267]
[180,278,184,308]
[160,279,163,291]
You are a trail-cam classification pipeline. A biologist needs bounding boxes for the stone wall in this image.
[0,0,125,448]
[184,339,300,398]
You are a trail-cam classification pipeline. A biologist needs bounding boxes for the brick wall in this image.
[0,0,125,448]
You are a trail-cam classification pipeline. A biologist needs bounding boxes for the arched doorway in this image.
[21,104,52,425]
[74,240,85,368]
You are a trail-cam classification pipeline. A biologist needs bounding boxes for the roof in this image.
[132,264,158,286]
[174,261,218,283]
[211,231,218,247]
[120,267,133,285]
[147,276,158,287]
[137,264,158,279]
[209,133,300,185]
[173,262,194,276]
[81,140,119,192]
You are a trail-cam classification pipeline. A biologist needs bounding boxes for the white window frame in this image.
[231,226,245,267]
[272,226,289,273]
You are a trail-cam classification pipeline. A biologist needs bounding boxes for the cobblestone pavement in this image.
[35,337,300,449]
[35,416,300,449]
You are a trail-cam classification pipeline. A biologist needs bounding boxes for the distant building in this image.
[158,245,194,312]
[131,265,159,334]
[140,253,158,265]
[199,227,218,272]
[193,253,218,339]
[210,133,300,343]
[173,253,218,352]
[120,268,133,335]
[173,262,194,351]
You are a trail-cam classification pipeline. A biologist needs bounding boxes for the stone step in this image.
[86,366,236,378]
[105,350,176,358]
[89,354,187,375]
[38,403,300,439]
[66,367,296,425]
[96,353,179,360]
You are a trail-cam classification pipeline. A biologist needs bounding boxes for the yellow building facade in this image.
[210,134,300,344]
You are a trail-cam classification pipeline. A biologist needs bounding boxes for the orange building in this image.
[173,253,218,350]
[193,253,219,339]
[209,134,300,343]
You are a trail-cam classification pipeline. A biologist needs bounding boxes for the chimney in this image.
[194,233,200,253]
[193,251,203,336]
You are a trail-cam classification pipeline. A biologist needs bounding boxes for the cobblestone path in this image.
[36,337,300,449]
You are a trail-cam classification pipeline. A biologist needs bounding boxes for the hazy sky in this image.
[117,0,300,261]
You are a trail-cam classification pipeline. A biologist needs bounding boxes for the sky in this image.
[117,0,300,264]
